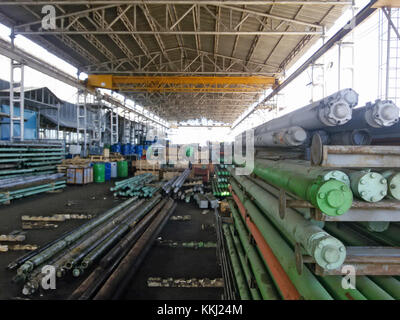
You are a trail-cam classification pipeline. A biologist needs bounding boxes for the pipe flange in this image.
[321,170,350,187]
[320,99,353,126]
[353,172,387,202]
[365,100,399,128]
[313,180,353,216]
[284,126,307,146]
[386,172,400,201]
[310,133,323,166]
[312,236,346,270]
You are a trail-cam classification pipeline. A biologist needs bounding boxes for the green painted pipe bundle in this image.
[227,224,261,300]
[0,180,66,204]
[324,223,398,300]
[252,159,353,216]
[226,219,279,300]
[227,199,333,300]
[0,142,65,178]
[222,224,252,300]
[230,174,346,270]
[111,173,155,197]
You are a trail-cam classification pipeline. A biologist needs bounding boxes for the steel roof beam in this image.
[0,1,354,5]
[14,30,322,35]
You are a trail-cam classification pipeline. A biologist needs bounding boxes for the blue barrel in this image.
[136,145,143,157]
[112,143,121,153]
[105,162,111,181]
[130,144,136,155]
[122,144,130,156]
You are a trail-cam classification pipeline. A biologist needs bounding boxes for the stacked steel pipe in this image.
[0,141,65,178]
[110,173,156,197]
[10,194,177,297]
[237,89,400,148]
[0,141,66,204]
[212,165,231,197]
[70,198,176,299]
[163,168,191,194]
[225,90,400,299]
[222,175,399,300]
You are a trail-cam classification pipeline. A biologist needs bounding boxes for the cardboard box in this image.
[67,167,93,184]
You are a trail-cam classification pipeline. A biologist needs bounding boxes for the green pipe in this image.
[229,205,279,300]
[228,225,262,300]
[1,180,65,196]
[347,223,397,246]
[358,222,390,233]
[247,175,324,228]
[348,170,387,202]
[253,159,353,216]
[316,276,366,300]
[230,189,370,300]
[323,223,379,247]
[230,175,346,270]
[381,224,400,244]
[355,277,394,300]
[368,276,400,299]
[324,223,397,300]
[228,199,332,300]
[0,182,66,203]
[222,224,252,300]
[381,170,400,200]
[263,159,350,186]
[0,152,65,157]
[16,197,138,275]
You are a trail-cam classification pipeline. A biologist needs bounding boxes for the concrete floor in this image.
[0,181,222,300]
[123,201,223,300]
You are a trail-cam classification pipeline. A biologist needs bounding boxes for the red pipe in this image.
[229,186,301,300]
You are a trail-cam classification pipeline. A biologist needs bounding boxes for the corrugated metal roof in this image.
[0,1,351,124]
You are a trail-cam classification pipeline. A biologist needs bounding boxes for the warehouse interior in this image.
[0,0,399,302]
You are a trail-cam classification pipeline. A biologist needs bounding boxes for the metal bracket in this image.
[279,188,287,219]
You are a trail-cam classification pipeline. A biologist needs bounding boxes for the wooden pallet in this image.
[133,160,161,170]
[90,154,125,162]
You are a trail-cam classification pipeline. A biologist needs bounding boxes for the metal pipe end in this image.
[314,180,353,216]
[313,236,346,270]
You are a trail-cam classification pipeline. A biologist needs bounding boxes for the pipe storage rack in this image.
[0,140,67,204]
[221,90,400,300]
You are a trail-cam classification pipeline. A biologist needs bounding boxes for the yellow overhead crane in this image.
[86,75,277,93]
